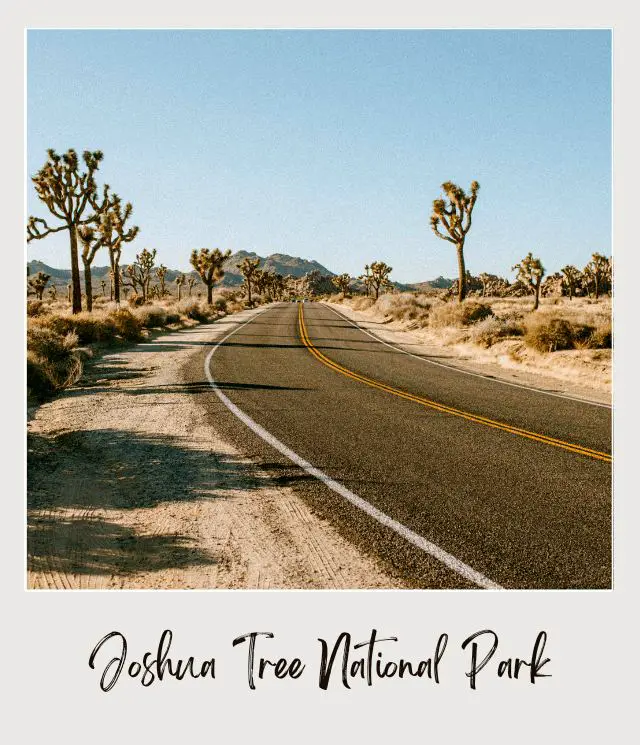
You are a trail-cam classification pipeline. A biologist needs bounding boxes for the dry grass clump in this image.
[429,300,494,328]
[27,327,84,399]
[27,300,47,317]
[524,315,612,353]
[470,315,525,348]
[351,296,375,311]
[31,308,145,344]
[134,305,168,328]
[375,293,433,326]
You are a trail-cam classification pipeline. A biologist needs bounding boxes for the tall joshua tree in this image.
[97,195,139,303]
[190,248,231,304]
[560,265,581,300]
[332,273,352,296]
[430,180,480,302]
[28,271,51,300]
[479,272,491,298]
[238,256,261,306]
[27,149,108,313]
[175,274,186,301]
[585,253,609,300]
[369,261,393,300]
[155,264,168,297]
[122,248,156,302]
[77,221,106,312]
[187,276,198,297]
[513,252,545,311]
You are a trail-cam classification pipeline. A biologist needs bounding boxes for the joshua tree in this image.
[190,248,231,304]
[430,180,480,302]
[96,195,139,304]
[77,224,105,312]
[27,148,109,313]
[100,279,107,297]
[332,273,352,296]
[155,264,168,297]
[369,261,393,300]
[122,248,156,302]
[187,276,198,297]
[28,271,51,300]
[479,272,491,298]
[560,265,581,300]
[584,253,609,300]
[48,285,57,300]
[238,256,261,306]
[175,274,186,301]
[512,252,545,310]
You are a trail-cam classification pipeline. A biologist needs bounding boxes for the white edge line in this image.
[323,303,612,410]
[204,304,504,591]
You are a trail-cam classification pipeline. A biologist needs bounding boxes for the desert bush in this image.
[588,320,612,349]
[134,305,167,328]
[470,316,524,348]
[212,296,227,313]
[351,296,375,311]
[36,312,117,344]
[109,308,144,341]
[178,299,216,323]
[429,300,494,328]
[27,300,47,317]
[525,317,575,352]
[27,327,83,399]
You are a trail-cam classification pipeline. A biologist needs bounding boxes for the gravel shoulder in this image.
[27,308,406,590]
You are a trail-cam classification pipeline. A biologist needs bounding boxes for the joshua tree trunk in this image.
[69,227,82,313]
[533,279,541,310]
[247,282,252,306]
[207,284,213,304]
[456,242,467,302]
[82,256,94,312]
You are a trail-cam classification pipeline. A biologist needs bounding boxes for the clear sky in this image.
[26,30,611,283]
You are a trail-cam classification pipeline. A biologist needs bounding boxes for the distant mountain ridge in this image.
[27,257,453,292]
[27,252,337,289]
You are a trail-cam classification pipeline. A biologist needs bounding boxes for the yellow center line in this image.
[298,303,611,464]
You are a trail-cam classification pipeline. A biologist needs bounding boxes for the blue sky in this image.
[27,30,611,283]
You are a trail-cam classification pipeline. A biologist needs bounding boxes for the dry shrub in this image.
[525,318,575,352]
[470,316,524,348]
[109,308,144,341]
[375,293,432,325]
[351,296,375,311]
[27,300,47,317]
[35,312,117,344]
[27,327,83,399]
[523,316,610,352]
[178,299,216,323]
[134,305,168,328]
[429,300,494,328]
[588,320,612,349]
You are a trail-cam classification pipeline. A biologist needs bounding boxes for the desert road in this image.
[183,302,612,590]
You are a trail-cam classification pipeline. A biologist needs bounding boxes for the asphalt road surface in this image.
[182,302,612,589]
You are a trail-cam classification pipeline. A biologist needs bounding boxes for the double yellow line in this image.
[298,303,612,464]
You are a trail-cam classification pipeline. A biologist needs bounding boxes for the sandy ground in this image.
[325,301,611,406]
[27,308,405,590]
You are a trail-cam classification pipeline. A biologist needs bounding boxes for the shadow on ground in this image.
[27,427,313,579]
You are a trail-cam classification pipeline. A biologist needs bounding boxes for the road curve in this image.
[182,302,612,589]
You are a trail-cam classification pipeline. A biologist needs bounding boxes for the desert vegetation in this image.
[430,180,480,302]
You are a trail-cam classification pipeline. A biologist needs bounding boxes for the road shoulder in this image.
[324,301,611,407]
[27,309,406,589]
